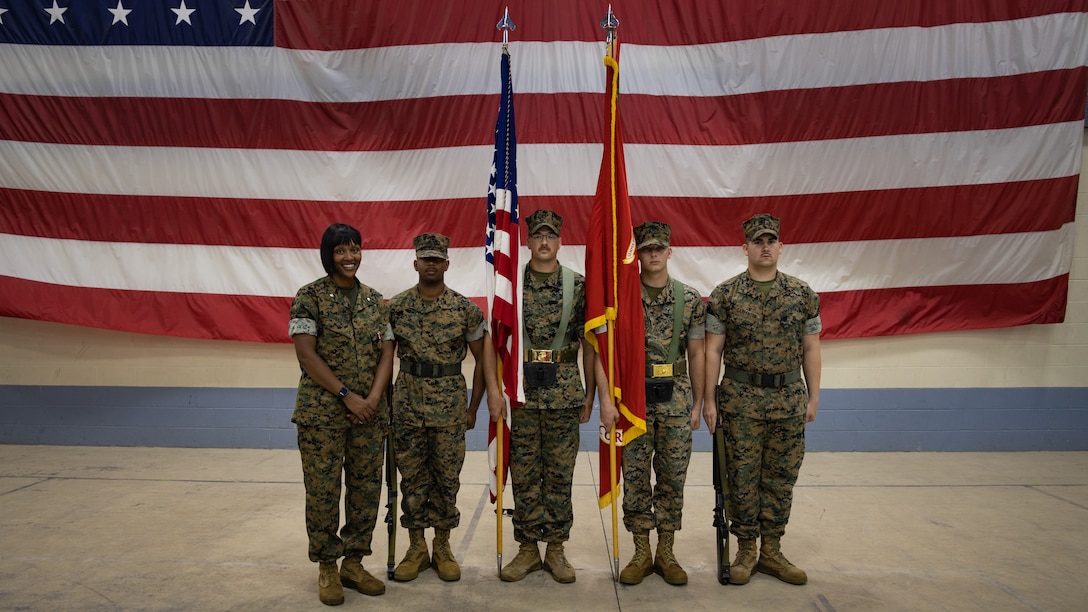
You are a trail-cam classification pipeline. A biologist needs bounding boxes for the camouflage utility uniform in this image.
[512,264,586,545]
[289,276,393,563]
[706,272,820,541]
[389,286,485,530]
[622,279,705,533]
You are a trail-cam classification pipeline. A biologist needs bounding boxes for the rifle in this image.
[712,426,730,585]
[384,382,397,580]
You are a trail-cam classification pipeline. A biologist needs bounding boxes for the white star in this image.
[44,0,67,25]
[108,0,131,26]
[171,0,195,26]
[0,8,9,25]
[235,0,260,25]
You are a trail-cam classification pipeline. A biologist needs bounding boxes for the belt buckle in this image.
[420,363,434,377]
[651,363,673,378]
[531,349,553,363]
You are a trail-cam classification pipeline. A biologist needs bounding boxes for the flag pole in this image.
[601,4,621,583]
[495,6,516,578]
[496,381,505,574]
[609,349,619,582]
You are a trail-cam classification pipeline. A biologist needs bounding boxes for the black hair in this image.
[319,223,362,276]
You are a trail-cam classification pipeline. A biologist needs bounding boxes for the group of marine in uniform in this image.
[288,211,822,605]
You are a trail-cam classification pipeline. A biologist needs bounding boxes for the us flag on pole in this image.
[485,47,521,503]
[584,35,647,509]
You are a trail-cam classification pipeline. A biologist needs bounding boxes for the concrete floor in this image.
[1,446,1087,611]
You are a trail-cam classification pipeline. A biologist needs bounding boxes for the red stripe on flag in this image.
[0,189,488,249]
[0,275,488,343]
[5,69,1084,149]
[625,70,1088,146]
[0,272,1063,344]
[822,276,1070,339]
[3,176,1075,248]
[0,276,292,343]
[273,0,1086,49]
[633,179,1081,246]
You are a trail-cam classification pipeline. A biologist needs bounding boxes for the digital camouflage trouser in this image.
[621,410,693,532]
[723,413,805,540]
[509,406,580,544]
[297,423,385,562]
[394,421,466,530]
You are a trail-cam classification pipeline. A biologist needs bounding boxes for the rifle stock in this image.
[712,427,730,585]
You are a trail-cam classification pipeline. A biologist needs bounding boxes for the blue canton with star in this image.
[0,0,273,46]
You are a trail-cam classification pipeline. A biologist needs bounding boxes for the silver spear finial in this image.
[497,7,516,48]
[600,4,619,43]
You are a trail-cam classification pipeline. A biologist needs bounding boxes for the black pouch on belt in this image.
[524,362,558,388]
[645,379,675,404]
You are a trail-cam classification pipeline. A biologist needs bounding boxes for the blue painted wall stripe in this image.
[1,385,1086,452]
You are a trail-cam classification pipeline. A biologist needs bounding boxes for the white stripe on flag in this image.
[3,122,1081,200]
[4,13,1086,99]
[0,224,1073,299]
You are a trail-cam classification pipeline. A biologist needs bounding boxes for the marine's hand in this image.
[805,397,818,423]
[487,392,506,423]
[599,392,619,429]
[346,394,377,424]
[702,402,718,434]
[579,395,594,424]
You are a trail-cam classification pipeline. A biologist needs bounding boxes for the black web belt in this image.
[400,359,461,378]
[723,366,801,388]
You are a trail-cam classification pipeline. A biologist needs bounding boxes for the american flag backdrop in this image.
[1,0,1086,344]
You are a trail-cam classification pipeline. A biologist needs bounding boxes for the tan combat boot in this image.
[653,530,687,585]
[728,538,758,585]
[431,528,461,582]
[618,531,653,585]
[756,536,808,585]
[339,555,385,596]
[392,528,430,582]
[317,561,344,606]
[543,542,576,583]
[499,542,542,582]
